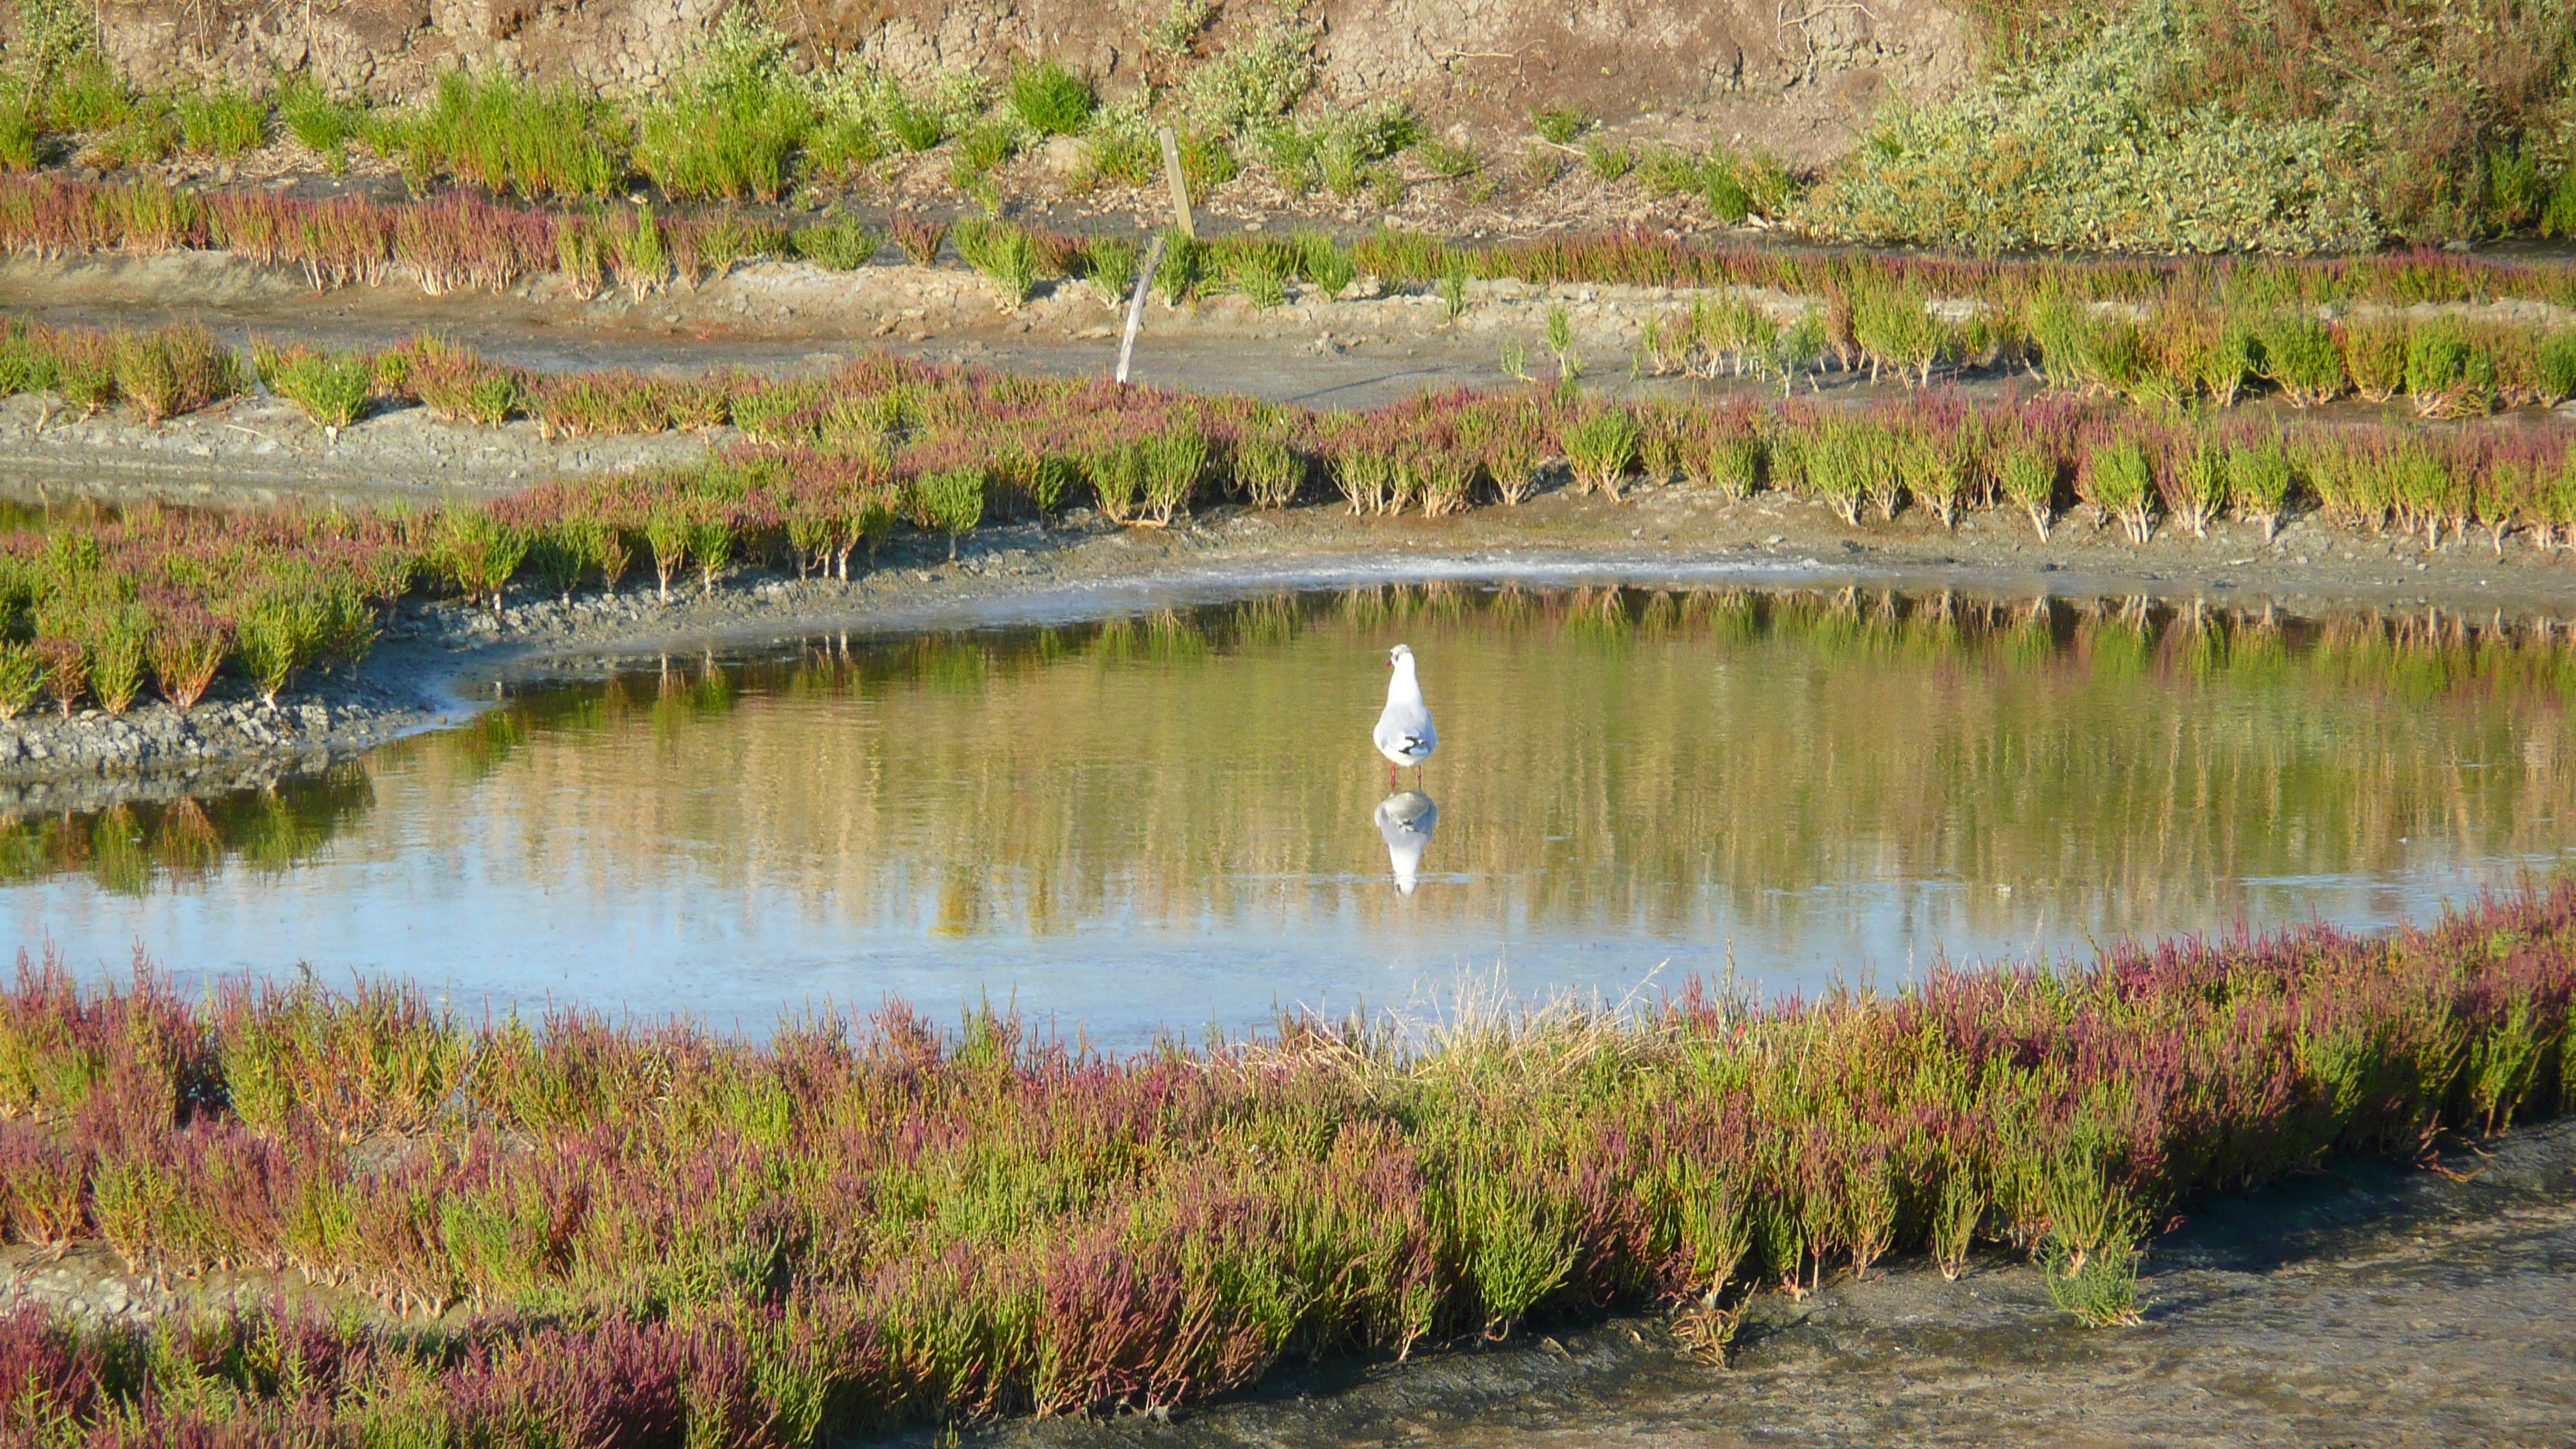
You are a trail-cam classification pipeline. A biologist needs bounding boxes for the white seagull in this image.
[1373,643,1437,789]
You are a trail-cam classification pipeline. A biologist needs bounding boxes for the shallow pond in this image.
[11,582,2576,1043]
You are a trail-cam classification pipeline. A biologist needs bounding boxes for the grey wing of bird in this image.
[1375,702,1436,758]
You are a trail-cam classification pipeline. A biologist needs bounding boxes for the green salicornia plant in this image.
[111,325,240,424]
[2167,444,2228,539]
[1852,283,1945,388]
[644,507,691,602]
[2256,313,2359,407]
[1583,136,1632,180]
[2537,331,2576,406]
[1801,421,1881,526]
[913,467,985,558]
[1142,426,1209,526]
[276,74,360,159]
[232,591,323,705]
[954,219,1042,307]
[2341,319,2409,402]
[437,510,529,613]
[1229,242,1289,309]
[1295,231,1355,296]
[2227,440,2293,541]
[1439,261,1469,322]
[1084,235,1139,304]
[689,517,735,595]
[2035,1156,2146,1327]
[1899,434,1968,527]
[793,215,881,270]
[1544,303,1582,379]
[84,611,146,714]
[1235,434,1303,509]
[2202,315,2259,406]
[1564,410,1639,500]
[0,640,40,719]
[2403,316,2498,418]
[1417,136,1480,179]
[256,345,375,431]
[2086,439,2156,543]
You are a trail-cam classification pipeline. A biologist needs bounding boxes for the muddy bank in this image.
[0,392,721,509]
[0,683,422,811]
[945,1116,2576,1449]
[0,248,1670,410]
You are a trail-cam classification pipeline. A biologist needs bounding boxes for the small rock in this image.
[1038,135,1085,177]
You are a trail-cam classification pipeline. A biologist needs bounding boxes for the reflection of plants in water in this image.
[1233,591,1301,653]
[933,865,985,937]
[364,584,2576,944]
[1705,587,1758,647]
[1147,608,1215,664]
[907,635,995,696]
[431,696,540,786]
[2079,601,2153,681]
[0,766,375,895]
[1560,586,1636,656]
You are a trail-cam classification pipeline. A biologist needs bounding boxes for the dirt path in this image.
[42,250,2576,423]
[0,251,1544,409]
[947,1118,2576,1449]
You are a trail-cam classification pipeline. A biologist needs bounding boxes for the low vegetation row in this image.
[0,878,2568,1441]
[9,338,2576,719]
[12,163,2576,317]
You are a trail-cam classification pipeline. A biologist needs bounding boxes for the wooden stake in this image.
[1115,235,1168,386]
[1157,125,1195,241]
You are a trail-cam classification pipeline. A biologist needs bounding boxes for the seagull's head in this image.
[1388,643,1414,670]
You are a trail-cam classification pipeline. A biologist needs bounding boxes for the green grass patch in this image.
[368,70,623,200]
[174,86,265,156]
[1533,107,1589,145]
[1008,59,1095,135]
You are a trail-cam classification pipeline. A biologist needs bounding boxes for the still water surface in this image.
[9,583,2575,1043]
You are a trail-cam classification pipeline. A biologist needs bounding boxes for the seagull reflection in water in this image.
[1373,789,1438,896]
